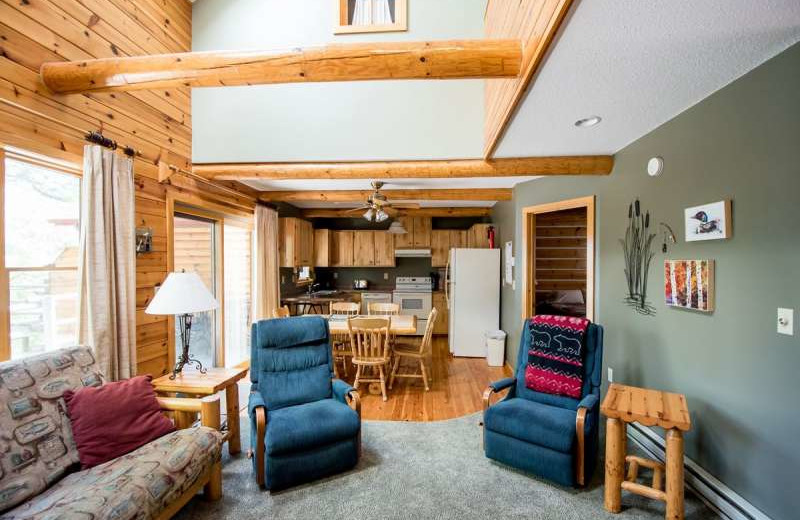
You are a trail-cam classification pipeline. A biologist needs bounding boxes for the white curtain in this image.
[253,205,280,322]
[352,0,393,25]
[77,145,136,381]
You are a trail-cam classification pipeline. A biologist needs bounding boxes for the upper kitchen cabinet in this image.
[394,216,432,249]
[314,229,332,267]
[279,217,314,267]
[374,231,395,267]
[467,223,496,249]
[431,230,450,267]
[331,230,355,267]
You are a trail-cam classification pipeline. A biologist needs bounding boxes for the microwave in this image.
[353,279,368,290]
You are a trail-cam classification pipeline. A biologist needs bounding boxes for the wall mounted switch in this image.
[333,272,338,279]
[280,275,285,285]
[384,272,389,280]
[777,308,794,335]
[607,367,613,383]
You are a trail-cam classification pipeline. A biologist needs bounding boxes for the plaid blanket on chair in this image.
[525,315,590,399]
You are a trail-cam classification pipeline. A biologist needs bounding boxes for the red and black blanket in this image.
[524,315,590,399]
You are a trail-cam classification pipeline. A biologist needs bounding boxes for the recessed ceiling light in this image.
[574,116,602,128]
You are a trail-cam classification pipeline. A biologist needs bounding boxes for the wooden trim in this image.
[259,188,512,202]
[484,0,575,158]
[0,150,8,362]
[255,405,266,487]
[194,156,614,181]
[153,465,215,520]
[300,207,492,218]
[334,0,408,34]
[521,196,595,322]
[575,406,587,486]
[40,39,521,93]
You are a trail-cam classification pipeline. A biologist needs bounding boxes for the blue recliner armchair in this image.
[483,321,603,487]
[248,316,361,490]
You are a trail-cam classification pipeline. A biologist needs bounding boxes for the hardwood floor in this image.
[338,336,512,421]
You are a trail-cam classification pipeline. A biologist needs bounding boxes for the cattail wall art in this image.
[620,199,657,315]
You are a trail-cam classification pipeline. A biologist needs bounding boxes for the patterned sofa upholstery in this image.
[0,347,224,519]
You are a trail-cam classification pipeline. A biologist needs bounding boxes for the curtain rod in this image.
[84,131,137,157]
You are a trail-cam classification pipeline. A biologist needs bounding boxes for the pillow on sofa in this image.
[64,375,175,468]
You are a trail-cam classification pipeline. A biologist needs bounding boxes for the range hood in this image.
[394,249,432,258]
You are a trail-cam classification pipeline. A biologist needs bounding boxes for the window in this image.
[223,222,252,367]
[2,150,81,361]
[335,0,407,34]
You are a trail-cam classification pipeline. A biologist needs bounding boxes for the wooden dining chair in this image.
[367,302,400,316]
[348,317,392,402]
[389,308,438,391]
[272,306,290,318]
[330,302,359,376]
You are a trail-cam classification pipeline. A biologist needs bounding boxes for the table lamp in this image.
[145,270,219,379]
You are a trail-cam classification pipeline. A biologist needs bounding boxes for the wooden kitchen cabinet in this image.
[467,223,495,249]
[432,291,449,334]
[314,229,332,267]
[374,231,395,267]
[431,230,450,267]
[412,217,432,247]
[353,230,375,266]
[450,229,467,249]
[393,216,414,249]
[279,217,314,267]
[331,230,354,267]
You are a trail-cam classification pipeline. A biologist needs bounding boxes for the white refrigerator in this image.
[446,248,500,357]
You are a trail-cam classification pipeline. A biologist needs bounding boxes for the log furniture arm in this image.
[156,395,222,501]
[248,391,268,488]
[575,393,599,486]
[333,379,361,457]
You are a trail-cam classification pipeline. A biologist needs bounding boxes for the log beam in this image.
[40,39,522,94]
[194,156,613,180]
[301,207,492,218]
[259,188,512,203]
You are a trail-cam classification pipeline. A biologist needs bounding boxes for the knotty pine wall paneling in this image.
[0,0,255,376]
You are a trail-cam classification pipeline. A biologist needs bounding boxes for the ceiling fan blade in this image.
[388,202,420,209]
[343,205,370,214]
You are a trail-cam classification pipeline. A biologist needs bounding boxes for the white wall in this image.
[192,0,487,163]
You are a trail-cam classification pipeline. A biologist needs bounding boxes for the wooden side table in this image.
[152,367,249,455]
[601,383,691,520]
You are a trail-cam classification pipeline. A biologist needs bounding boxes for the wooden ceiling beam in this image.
[301,207,492,218]
[40,39,522,94]
[258,188,512,202]
[194,156,613,180]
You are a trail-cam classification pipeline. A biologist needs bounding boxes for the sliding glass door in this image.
[173,213,219,369]
[223,222,252,367]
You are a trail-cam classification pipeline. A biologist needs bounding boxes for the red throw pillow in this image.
[64,375,175,469]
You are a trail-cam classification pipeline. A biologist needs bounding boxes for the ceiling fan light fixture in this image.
[376,209,389,222]
[387,221,407,234]
[363,208,375,221]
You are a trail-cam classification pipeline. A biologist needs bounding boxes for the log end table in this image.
[152,367,249,455]
[600,383,691,520]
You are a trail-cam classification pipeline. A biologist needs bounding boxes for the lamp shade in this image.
[387,220,407,234]
[145,271,219,315]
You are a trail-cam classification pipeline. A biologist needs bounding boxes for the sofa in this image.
[0,347,224,519]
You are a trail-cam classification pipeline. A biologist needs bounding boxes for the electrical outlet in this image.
[333,272,338,279]
[383,272,389,280]
[778,308,794,335]
[280,275,285,285]
[607,367,613,383]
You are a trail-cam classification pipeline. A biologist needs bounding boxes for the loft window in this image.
[335,0,408,34]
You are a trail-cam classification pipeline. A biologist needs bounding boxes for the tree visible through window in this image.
[3,155,81,360]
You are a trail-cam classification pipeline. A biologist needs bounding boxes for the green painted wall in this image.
[492,42,800,519]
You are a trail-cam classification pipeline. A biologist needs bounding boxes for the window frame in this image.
[334,0,408,35]
[0,148,83,362]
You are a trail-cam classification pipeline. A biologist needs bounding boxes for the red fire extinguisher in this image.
[487,226,496,249]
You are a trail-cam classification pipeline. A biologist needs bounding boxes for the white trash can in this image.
[486,330,506,367]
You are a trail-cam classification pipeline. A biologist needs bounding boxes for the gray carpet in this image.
[175,414,718,520]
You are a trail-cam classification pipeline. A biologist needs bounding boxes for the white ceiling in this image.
[197,0,800,206]
[495,0,800,157]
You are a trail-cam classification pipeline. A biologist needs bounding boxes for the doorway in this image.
[521,196,595,321]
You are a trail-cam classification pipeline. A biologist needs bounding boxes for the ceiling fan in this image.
[345,181,420,222]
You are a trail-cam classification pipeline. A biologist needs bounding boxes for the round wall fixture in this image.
[574,116,602,128]
[647,156,664,177]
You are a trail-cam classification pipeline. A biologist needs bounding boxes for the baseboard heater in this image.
[626,424,772,520]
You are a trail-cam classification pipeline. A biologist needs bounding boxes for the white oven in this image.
[392,277,433,336]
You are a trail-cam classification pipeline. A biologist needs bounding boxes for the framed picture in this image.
[664,259,714,312]
[684,200,731,241]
